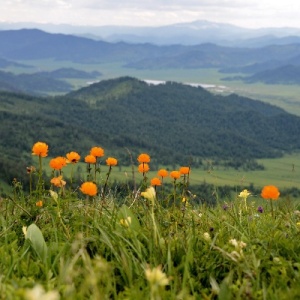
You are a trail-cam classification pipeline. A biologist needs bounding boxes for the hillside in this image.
[222,65,300,84]
[1,76,300,186]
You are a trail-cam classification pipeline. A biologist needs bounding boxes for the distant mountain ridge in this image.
[2,20,300,46]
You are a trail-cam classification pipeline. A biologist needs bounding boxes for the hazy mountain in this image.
[1,29,300,70]
[0,70,73,94]
[223,65,300,84]
[2,20,300,46]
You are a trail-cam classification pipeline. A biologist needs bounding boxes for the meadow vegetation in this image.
[1,141,300,299]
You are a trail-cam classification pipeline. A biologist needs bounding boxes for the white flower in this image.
[203,232,211,242]
[145,265,169,287]
[24,285,60,300]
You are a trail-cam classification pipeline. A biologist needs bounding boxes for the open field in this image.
[35,152,300,192]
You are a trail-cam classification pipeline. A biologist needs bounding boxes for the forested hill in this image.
[1,76,300,184]
[65,77,300,160]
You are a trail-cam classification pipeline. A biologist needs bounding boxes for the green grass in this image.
[48,152,300,188]
[1,143,300,299]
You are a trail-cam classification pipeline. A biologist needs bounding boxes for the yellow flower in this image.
[145,265,169,287]
[32,142,48,157]
[238,189,251,200]
[261,185,280,200]
[137,153,150,163]
[90,146,104,157]
[106,157,118,166]
[120,216,132,227]
[80,182,97,196]
[141,186,156,202]
[66,151,81,164]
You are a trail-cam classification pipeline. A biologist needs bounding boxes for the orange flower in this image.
[158,169,168,178]
[151,177,162,186]
[80,182,97,196]
[32,142,48,157]
[137,153,150,163]
[261,185,280,200]
[36,200,43,207]
[106,157,118,166]
[66,151,80,164]
[85,155,96,164]
[138,163,150,173]
[49,156,67,170]
[51,175,66,187]
[170,171,180,180]
[180,166,190,175]
[90,147,104,157]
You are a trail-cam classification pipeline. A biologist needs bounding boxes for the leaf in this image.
[25,223,48,263]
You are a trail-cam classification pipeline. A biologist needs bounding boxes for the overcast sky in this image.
[1,0,300,29]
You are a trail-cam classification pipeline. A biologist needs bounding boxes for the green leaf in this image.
[25,223,48,263]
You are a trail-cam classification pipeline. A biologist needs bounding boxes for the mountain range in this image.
[2,20,300,46]
[1,28,300,94]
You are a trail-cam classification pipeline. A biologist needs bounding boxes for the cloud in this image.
[1,0,300,28]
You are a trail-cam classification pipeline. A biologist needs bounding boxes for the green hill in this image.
[1,76,300,186]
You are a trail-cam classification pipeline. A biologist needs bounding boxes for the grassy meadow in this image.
[1,142,300,299]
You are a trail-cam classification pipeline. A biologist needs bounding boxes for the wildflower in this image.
[170,170,180,180]
[80,182,97,196]
[120,216,132,227]
[182,197,187,202]
[141,186,156,202]
[138,163,150,173]
[297,222,300,227]
[66,151,80,164]
[158,169,168,178]
[261,185,280,200]
[22,226,27,236]
[85,155,96,164]
[90,146,105,157]
[145,265,169,287]
[137,153,150,163]
[150,177,161,186]
[36,200,43,207]
[203,232,211,242]
[26,166,36,174]
[229,238,247,250]
[49,156,67,170]
[24,284,60,300]
[238,189,251,200]
[106,157,118,166]
[223,203,229,211]
[50,176,66,187]
[49,190,58,202]
[257,206,264,213]
[32,142,48,157]
[179,166,190,175]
